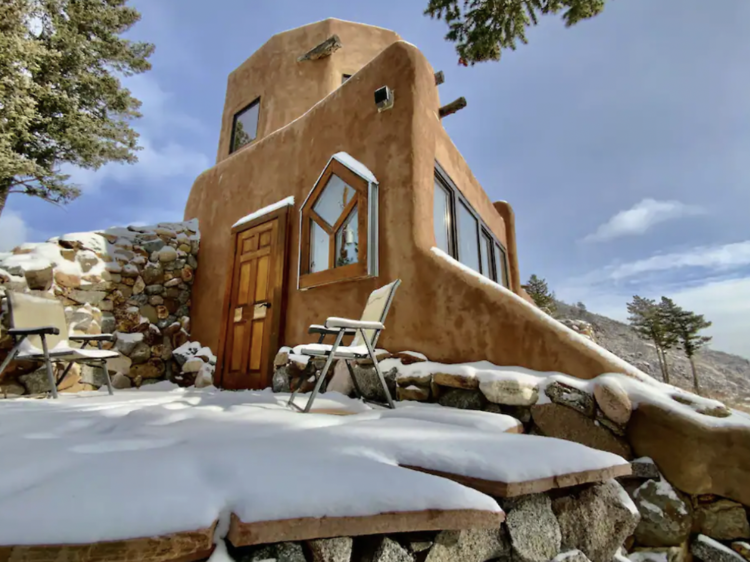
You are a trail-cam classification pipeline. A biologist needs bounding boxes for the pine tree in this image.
[0,0,154,218]
[664,302,712,395]
[424,0,606,65]
[627,296,676,383]
[522,274,557,316]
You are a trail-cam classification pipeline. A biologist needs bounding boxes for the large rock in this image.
[627,402,750,506]
[352,364,397,403]
[19,367,55,394]
[397,385,430,401]
[434,372,479,390]
[1,381,26,397]
[594,378,632,425]
[479,378,539,406]
[236,542,306,562]
[696,499,750,541]
[130,342,152,365]
[67,289,107,306]
[158,246,178,262]
[129,359,165,380]
[545,381,595,417]
[692,534,746,562]
[80,364,110,388]
[505,493,561,562]
[531,403,633,458]
[142,263,164,285]
[632,479,692,547]
[438,387,487,410]
[24,264,54,290]
[115,332,145,356]
[552,480,640,562]
[111,373,132,389]
[425,528,509,562]
[369,537,411,562]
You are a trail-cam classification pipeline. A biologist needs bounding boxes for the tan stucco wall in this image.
[216,19,401,164]
[186,34,634,381]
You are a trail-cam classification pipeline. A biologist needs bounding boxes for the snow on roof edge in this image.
[232,197,295,229]
[332,152,378,184]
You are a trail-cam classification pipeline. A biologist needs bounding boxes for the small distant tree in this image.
[627,296,677,383]
[576,301,587,312]
[664,301,712,395]
[522,274,557,316]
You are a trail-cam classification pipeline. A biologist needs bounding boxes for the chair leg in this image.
[362,330,394,409]
[0,336,25,378]
[303,330,345,413]
[97,342,114,395]
[39,335,59,399]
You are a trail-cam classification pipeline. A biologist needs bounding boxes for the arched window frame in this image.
[298,154,379,289]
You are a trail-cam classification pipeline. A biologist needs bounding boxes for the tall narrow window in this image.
[433,180,453,254]
[457,201,480,272]
[479,231,493,279]
[300,155,377,289]
[231,98,260,153]
[494,243,509,288]
[434,164,511,289]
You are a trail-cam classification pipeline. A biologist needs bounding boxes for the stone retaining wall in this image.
[0,220,202,396]
[273,351,750,562]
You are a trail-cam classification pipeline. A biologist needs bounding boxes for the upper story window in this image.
[433,164,510,288]
[299,154,379,289]
[231,98,260,153]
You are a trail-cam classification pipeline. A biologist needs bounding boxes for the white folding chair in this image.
[0,292,119,398]
[288,279,401,413]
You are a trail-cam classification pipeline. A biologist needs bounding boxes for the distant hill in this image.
[554,300,750,411]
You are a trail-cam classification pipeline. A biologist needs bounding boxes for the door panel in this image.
[220,214,287,390]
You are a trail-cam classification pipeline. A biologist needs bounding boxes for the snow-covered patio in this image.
[0,384,631,558]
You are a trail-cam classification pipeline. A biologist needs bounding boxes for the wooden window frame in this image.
[434,163,510,288]
[230,97,261,154]
[299,159,370,289]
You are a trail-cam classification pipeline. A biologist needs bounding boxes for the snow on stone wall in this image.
[0,220,208,396]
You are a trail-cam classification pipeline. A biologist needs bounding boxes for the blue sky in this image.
[2,0,749,358]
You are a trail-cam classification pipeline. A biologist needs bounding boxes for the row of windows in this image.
[296,158,509,291]
[434,165,509,287]
[230,75,355,154]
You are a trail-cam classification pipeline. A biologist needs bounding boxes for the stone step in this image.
[401,461,632,498]
[227,508,504,547]
[0,524,216,562]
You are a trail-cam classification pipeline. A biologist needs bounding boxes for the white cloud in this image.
[583,198,704,243]
[607,240,750,281]
[63,74,210,193]
[0,211,28,252]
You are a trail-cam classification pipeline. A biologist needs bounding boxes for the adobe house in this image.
[184,18,641,390]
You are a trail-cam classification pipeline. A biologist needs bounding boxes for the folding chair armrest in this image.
[325,317,384,330]
[308,324,356,336]
[70,334,116,342]
[8,326,60,337]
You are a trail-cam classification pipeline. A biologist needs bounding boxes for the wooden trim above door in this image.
[217,204,291,389]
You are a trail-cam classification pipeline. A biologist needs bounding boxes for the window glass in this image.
[310,220,329,273]
[494,243,508,287]
[433,180,452,253]
[313,174,355,227]
[231,101,260,152]
[335,206,359,267]
[457,201,480,272]
[480,232,492,279]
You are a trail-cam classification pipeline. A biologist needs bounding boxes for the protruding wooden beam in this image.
[434,71,445,85]
[438,97,467,119]
[297,35,342,62]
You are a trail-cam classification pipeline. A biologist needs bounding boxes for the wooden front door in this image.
[218,208,289,390]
